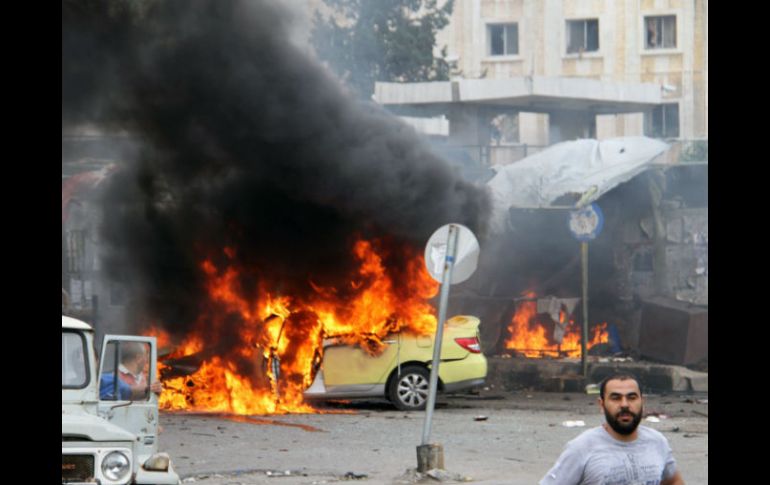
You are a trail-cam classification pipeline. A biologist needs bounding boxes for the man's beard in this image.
[604,406,642,435]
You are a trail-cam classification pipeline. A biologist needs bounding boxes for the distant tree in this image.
[311,0,455,99]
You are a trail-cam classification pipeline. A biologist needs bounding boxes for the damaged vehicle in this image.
[62,315,180,484]
[304,315,487,410]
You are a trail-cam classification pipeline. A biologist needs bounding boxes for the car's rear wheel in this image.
[388,365,430,411]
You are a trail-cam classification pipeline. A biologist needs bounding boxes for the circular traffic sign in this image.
[568,203,604,241]
[424,224,480,284]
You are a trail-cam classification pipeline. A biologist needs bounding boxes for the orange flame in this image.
[504,293,609,358]
[149,238,439,415]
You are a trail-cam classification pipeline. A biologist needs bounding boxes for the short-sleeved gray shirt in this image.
[539,425,677,485]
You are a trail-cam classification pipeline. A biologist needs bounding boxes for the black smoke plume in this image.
[63,0,490,335]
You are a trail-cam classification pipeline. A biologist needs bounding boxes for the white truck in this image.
[62,315,181,484]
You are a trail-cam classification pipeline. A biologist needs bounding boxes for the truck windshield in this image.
[62,331,89,389]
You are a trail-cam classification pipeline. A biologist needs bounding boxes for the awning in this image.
[485,136,669,233]
[375,76,663,114]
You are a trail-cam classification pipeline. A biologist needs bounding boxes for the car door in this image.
[97,335,160,459]
[322,335,400,391]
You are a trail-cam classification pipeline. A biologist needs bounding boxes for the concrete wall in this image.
[615,203,708,307]
[437,0,707,140]
[63,198,131,346]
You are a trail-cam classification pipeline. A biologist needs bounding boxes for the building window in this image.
[489,112,520,145]
[66,230,86,274]
[646,103,680,139]
[645,16,676,49]
[488,23,518,56]
[566,19,599,54]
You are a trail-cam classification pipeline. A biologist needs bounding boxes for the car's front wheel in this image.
[388,365,431,411]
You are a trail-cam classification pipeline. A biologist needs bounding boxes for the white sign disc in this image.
[424,224,480,284]
[568,202,604,242]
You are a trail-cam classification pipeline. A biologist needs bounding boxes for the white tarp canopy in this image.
[486,136,669,233]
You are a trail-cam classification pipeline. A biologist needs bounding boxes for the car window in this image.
[62,331,88,389]
[99,340,152,401]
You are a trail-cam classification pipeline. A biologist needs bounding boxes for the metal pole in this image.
[581,242,589,377]
[421,225,459,446]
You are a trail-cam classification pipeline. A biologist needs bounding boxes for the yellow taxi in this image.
[304,315,487,410]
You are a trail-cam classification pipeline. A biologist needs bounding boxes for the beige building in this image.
[376,0,707,163]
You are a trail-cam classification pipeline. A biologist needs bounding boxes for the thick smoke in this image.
[62,0,490,333]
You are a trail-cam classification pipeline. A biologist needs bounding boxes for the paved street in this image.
[159,390,708,484]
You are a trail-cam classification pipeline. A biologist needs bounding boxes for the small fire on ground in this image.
[146,238,439,415]
[503,292,608,358]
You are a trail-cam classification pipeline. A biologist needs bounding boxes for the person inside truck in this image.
[99,342,162,400]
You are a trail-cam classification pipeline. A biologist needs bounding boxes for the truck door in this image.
[97,335,160,459]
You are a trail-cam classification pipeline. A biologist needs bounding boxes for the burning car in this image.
[303,315,487,410]
[62,315,180,484]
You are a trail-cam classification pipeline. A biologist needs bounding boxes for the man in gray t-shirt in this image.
[540,373,684,485]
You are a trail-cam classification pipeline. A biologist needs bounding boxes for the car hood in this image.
[62,408,136,442]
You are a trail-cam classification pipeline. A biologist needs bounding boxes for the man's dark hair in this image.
[599,373,642,399]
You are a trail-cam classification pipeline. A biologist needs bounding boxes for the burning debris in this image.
[152,239,441,414]
[502,293,609,358]
[63,0,489,415]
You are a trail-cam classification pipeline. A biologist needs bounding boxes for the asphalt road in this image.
[159,390,708,485]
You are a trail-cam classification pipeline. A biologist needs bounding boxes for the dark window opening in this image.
[567,19,599,54]
[646,16,676,49]
[489,23,519,56]
[646,104,680,139]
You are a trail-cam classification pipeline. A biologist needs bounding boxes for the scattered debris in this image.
[343,471,368,480]
[683,434,699,438]
[561,420,585,428]
[585,384,599,395]
[670,427,680,433]
[215,414,326,433]
[265,470,293,477]
[394,468,473,483]
[645,416,661,423]
[646,412,669,420]
[692,410,708,418]
[474,415,488,421]
[611,357,633,362]
[697,398,708,404]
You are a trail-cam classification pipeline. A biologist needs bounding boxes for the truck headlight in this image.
[102,451,131,481]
